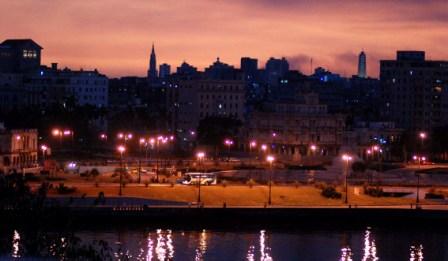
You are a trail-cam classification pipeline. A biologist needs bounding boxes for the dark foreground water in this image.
[1,225,446,260]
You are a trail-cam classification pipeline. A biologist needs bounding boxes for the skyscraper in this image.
[148,43,157,82]
[358,51,367,78]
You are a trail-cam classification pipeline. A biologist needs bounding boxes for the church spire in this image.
[148,43,158,82]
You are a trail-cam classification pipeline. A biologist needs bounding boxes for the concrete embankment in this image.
[3,205,448,228]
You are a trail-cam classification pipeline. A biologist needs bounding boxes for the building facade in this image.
[381,51,448,131]
[0,39,42,73]
[25,64,108,108]
[166,79,246,144]
[246,93,345,161]
[0,126,38,173]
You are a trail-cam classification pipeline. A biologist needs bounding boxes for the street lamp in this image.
[342,154,353,204]
[261,144,268,153]
[419,132,427,152]
[412,154,427,205]
[196,151,205,204]
[310,144,317,165]
[266,155,275,205]
[249,141,257,153]
[99,133,107,141]
[117,132,133,143]
[117,145,126,196]
[224,139,233,160]
[40,145,48,162]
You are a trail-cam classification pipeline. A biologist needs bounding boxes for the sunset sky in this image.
[1,0,447,78]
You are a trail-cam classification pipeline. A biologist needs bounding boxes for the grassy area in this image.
[47,183,419,207]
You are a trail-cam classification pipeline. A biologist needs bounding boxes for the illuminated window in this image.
[22,50,37,58]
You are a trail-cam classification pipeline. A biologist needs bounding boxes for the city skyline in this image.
[2,0,448,78]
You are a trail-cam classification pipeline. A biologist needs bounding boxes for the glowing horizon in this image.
[1,0,447,78]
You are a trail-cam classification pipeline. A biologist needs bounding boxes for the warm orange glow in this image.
[117,145,126,153]
[3,1,446,78]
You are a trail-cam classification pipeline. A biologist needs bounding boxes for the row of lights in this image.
[196,150,276,164]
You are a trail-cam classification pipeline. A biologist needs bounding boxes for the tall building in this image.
[159,63,171,79]
[147,44,157,82]
[265,57,289,87]
[381,51,448,131]
[358,51,367,78]
[0,39,42,73]
[240,57,258,81]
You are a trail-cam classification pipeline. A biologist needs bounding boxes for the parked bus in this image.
[181,172,217,185]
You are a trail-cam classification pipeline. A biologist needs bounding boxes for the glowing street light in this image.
[224,139,234,146]
[261,144,268,153]
[197,151,205,160]
[342,154,353,204]
[266,155,275,205]
[419,132,427,139]
[250,141,257,148]
[117,132,132,141]
[99,133,107,140]
[249,140,257,153]
[117,145,126,196]
[196,151,206,204]
[41,144,48,161]
[412,154,427,205]
[419,131,427,152]
[52,128,61,137]
[224,139,234,157]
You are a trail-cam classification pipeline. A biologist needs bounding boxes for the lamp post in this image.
[266,155,275,205]
[40,145,48,163]
[342,154,353,204]
[261,144,268,153]
[117,132,133,144]
[224,139,233,160]
[419,132,427,154]
[99,133,107,141]
[196,152,205,204]
[117,145,126,196]
[310,144,317,165]
[413,155,426,205]
[249,141,257,154]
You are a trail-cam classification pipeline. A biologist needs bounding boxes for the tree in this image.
[197,116,242,155]
[351,161,366,173]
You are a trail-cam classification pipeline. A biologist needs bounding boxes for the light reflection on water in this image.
[4,226,438,260]
[410,244,424,261]
[11,230,20,258]
[340,246,353,261]
[362,227,378,261]
[195,229,208,261]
